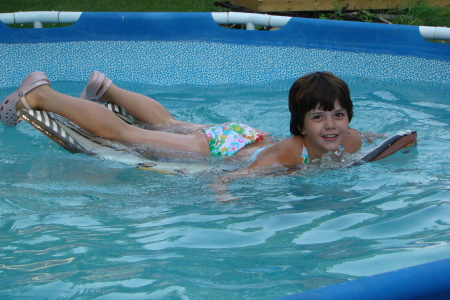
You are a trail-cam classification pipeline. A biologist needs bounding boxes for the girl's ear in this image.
[298,125,305,135]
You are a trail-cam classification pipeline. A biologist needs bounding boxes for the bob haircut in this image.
[289,72,353,135]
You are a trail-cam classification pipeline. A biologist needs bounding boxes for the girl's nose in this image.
[324,116,336,129]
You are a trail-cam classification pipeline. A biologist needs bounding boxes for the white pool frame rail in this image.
[0,11,449,40]
[419,25,450,40]
[0,11,82,28]
[212,12,291,30]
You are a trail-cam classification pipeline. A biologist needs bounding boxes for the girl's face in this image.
[301,100,350,160]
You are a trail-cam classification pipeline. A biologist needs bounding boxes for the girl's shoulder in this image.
[343,128,362,153]
[276,135,303,150]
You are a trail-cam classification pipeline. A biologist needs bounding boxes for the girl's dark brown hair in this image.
[289,72,353,135]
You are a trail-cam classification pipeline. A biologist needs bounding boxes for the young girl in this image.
[0,71,362,174]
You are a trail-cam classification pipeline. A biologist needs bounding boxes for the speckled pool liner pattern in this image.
[0,39,449,88]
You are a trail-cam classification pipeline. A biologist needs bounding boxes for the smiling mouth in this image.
[323,134,338,138]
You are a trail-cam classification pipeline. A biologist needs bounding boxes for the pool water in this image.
[0,75,449,299]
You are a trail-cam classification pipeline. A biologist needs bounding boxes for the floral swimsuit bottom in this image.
[204,122,267,156]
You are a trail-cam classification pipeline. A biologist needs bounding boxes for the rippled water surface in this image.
[0,75,449,299]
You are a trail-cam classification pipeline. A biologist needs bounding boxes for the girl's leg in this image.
[102,83,178,125]
[100,83,206,133]
[20,85,210,154]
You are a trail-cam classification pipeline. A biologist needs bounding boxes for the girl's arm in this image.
[211,148,297,202]
[342,128,362,153]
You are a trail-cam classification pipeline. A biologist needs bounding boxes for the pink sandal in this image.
[80,70,112,102]
[0,71,50,127]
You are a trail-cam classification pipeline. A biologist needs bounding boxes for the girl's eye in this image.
[335,112,346,118]
[312,115,323,120]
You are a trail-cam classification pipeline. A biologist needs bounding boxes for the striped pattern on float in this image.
[105,103,135,124]
[18,109,86,154]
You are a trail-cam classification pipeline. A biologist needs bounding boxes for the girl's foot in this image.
[0,71,50,126]
[80,70,112,102]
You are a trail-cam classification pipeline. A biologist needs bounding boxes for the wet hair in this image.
[289,72,353,135]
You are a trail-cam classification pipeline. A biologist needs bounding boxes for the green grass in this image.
[0,0,222,13]
[392,0,450,26]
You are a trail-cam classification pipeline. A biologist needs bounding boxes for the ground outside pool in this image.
[0,12,449,299]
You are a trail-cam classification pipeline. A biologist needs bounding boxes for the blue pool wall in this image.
[0,12,449,89]
[276,258,450,300]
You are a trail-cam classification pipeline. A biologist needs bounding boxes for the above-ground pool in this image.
[0,12,449,299]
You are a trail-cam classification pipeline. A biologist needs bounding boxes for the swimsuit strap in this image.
[301,140,309,164]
